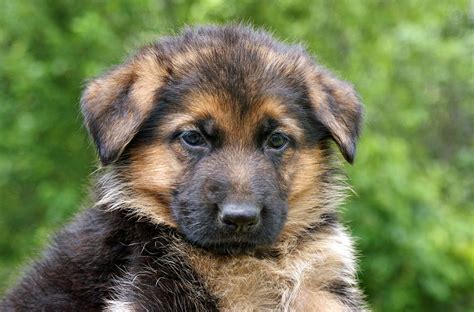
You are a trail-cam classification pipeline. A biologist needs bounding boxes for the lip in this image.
[185,229,276,255]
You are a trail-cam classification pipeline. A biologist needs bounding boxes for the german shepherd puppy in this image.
[1,25,366,311]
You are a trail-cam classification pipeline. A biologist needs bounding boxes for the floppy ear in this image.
[307,67,363,164]
[81,52,166,165]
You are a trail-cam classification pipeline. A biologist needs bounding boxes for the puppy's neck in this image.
[181,222,355,311]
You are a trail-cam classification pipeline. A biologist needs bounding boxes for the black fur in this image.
[1,207,218,311]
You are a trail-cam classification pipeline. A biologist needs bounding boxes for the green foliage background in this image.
[1,1,472,310]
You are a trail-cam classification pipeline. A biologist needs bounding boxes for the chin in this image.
[175,211,287,255]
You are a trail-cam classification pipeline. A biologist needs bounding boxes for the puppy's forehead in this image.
[162,91,303,142]
[192,93,302,137]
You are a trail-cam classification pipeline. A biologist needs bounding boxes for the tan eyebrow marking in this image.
[158,92,304,145]
[158,114,196,136]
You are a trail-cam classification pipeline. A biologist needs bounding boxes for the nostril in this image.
[220,218,237,231]
[222,217,236,226]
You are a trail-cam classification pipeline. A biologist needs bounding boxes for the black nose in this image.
[219,203,261,232]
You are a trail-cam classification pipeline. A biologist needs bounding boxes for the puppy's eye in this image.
[180,131,206,148]
[267,133,289,150]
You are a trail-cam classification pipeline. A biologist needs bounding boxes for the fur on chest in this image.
[183,227,357,312]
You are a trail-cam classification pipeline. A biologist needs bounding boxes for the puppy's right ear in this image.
[81,52,166,165]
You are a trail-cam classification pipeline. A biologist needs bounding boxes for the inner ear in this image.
[81,50,167,165]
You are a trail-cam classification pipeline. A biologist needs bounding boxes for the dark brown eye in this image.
[267,133,288,150]
[181,131,206,147]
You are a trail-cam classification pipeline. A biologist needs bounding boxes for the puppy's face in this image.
[81,26,362,254]
[156,94,306,253]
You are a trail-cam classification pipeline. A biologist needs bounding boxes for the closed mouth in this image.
[200,241,259,255]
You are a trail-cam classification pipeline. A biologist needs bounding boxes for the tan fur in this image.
[94,170,174,226]
[129,50,168,115]
[182,225,356,311]
[82,64,137,160]
[293,290,348,312]
[183,92,303,145]
[82,64,135,116]
[156,113,197,137]
[171,47,214,72]
[125,144,185,226]
[283,147,347,238]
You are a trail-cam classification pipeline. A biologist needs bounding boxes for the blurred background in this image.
[0,0,472,310]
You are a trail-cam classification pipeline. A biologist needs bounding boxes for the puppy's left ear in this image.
[307,67,363,164]
[81,51,166,165]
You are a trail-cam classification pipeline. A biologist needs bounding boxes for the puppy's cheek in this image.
[127,144,184,224]
[277,148,297,193]
[173,201,214,245]
[130,144,183,192]
[172,176,215,232]
[283,147,327,236]
[287,147,324,204]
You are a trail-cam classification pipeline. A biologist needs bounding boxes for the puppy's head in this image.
[81,25,362,254]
